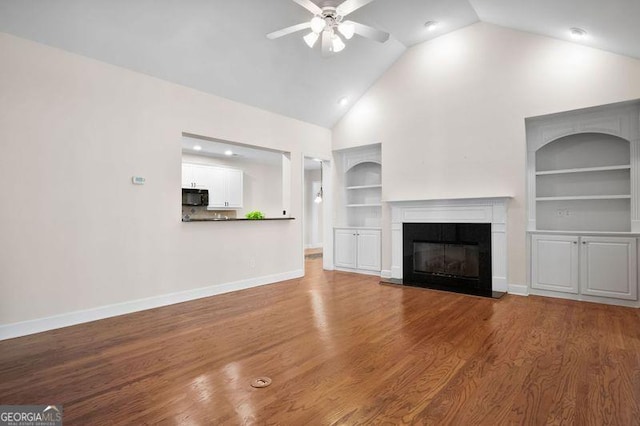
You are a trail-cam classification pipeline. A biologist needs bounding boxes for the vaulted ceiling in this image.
[0,0,638,128]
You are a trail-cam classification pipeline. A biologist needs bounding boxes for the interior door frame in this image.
[302,154,333,273]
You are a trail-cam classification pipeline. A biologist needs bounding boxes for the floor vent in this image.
[250,377,272,388]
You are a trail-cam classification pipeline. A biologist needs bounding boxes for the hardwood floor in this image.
[305,247,323,258]
[1,258,640,425]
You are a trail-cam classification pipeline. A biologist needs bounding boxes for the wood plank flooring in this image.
[1,258,640,425]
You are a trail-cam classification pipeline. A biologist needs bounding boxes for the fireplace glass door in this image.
[413,242,480,278]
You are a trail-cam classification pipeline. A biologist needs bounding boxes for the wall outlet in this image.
[131,176,145,185]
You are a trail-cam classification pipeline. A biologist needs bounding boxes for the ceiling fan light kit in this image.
[310,15,327,33]
[267,0,390,57]
[304,31,320,48]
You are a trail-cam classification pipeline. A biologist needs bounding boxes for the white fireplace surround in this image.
[388,197,511,293]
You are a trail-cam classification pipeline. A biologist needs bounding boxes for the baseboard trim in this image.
[529,288,640,308]
[334,267,381,277]
[0,269,304,341]
[380,270,392,279]
[508,284,529,296]
[305,243,323,249]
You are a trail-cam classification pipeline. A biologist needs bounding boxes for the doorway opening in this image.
[303,156,331,273]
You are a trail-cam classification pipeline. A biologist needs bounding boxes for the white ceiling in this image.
[182,135,283,165]
[0,1,637,128]
[469,0,640,60]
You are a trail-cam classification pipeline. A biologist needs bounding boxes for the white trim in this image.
[334,266,381,277]
[508,284,529,296]
[0,269,303,341]
[305,243,323,249]
[529,288,640,308]
[380,270,392,279]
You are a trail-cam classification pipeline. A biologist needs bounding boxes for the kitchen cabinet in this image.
[182,163,209,189]
[531,233,637,301]
[182,163,243,209]
[207,168,243,209]
[334,228,381,272]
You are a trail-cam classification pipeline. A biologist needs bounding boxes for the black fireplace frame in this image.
[403,222,493,297]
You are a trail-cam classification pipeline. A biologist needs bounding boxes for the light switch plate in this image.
[132,176,146,185]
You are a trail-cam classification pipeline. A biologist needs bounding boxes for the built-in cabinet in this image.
[182,163,243,209]
[580,236,637,300]
[334,228,381,272]
[531,234,637,301]
[527,102,640,306]
[334,144,382,274]
[531,234,580,294]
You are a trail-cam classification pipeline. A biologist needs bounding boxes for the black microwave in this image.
[182,188,209,206]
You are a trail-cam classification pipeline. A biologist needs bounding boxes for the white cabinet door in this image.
[191,164,210,189]
[580,237,637,300]
[182,163,196,188]
[334,229,357,269]
[531,234,579,294]
[182,163,213,189]
[356,230,381,271]
[207,167,227,208]
[226,169,243,208]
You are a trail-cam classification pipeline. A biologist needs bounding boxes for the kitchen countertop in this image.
[183,217,295,222]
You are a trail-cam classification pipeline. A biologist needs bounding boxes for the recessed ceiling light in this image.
[569,27,587,40]
[193,145,202,151]
[224,150,233,156]
[338,97,349,106]
[424,21,439,31]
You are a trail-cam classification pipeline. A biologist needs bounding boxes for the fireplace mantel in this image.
[388,196,511,292]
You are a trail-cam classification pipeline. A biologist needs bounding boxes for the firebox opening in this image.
[413,242,480,279]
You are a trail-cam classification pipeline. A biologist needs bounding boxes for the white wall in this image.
[304,169,323,248]
[332,23,640,286]
[182,153,283,218]
[0,32,331,329]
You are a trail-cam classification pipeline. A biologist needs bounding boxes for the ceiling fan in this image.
[267,0,390,56]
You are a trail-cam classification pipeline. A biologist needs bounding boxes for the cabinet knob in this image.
[582,241,586,244]
[573,241,577,244]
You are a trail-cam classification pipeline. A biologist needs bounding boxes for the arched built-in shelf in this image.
[533,132,631,232]
[344,160,382,227]
[334,144,383,274]
[525,102,640,307]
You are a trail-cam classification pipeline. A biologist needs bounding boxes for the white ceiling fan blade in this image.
[346,20,390,43]
[336,0,377,17]
[267,22,312,39]
[292,0,323,15]
[321,31,332,57]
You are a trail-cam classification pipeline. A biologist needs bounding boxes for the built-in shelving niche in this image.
[534,132,631,232]
[345,161,382,227]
